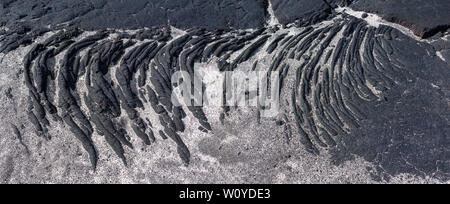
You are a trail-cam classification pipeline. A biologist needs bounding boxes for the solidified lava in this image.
[0,0,448,181]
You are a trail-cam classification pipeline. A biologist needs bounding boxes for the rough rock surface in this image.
[0,0,449,184]
[269,0,332,26]
[268,0,353,26]
[350,0,450,38]
[0,0,268,30]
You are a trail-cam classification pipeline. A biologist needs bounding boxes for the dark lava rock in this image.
[331,29,450,181]
[335,78,450,181]
[268,0,355,27]
[0,0,269,30]
[351,0,450,38]
[439,49,450,63]
[361,13,368,19]
[269,0,332,26]
[1,0,449,183]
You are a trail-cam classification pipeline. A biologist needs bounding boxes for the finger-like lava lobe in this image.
[0,0,449,182]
